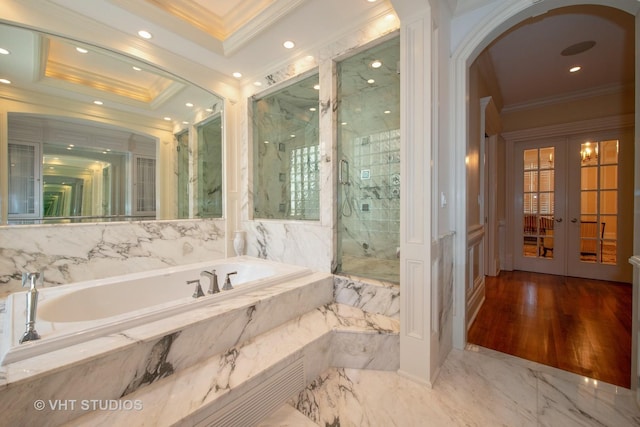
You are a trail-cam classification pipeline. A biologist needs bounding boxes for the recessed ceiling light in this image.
[233,72,242,78]
[163,117,172,121]
[185,102,194,107]
[264,140,270,144]
[69,144,75,147]
[182,121,189,125]
[367,79,375,84]
[93,100,103,105]
[309,107,316,112]
[283,40,295,49]
[0,78,11,84]
[0,48,10,55]
[76,47,88,54]
[206,108,213,112]
[313,84,320,90]
[254,81,263,86]
[367,0,378,3]
[341,122,348,126]
[132,66,142,71]
[290,134,296,138]
[569,66,582,73]
[384,110,391,114]
[137,30,153,39]
[371,60,382,68]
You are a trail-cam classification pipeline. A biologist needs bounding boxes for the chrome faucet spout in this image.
[20,272,42,344]
[201,269,220,294]
[187,279,205,298]
[223,271,237,291]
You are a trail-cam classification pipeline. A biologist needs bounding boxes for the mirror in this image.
[0,23,224,224]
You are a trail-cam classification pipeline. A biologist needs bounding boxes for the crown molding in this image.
[502,83,634,114]
[223,0,307,56]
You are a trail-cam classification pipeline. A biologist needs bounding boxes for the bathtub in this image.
[1,256,311,366]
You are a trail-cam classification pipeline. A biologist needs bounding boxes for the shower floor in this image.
[340,255,399,283]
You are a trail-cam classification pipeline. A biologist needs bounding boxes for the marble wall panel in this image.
[0,219,226,298]
[243,221,332,272]
[333,275,400,319]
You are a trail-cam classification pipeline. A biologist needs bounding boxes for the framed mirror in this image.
[0,23,224,224]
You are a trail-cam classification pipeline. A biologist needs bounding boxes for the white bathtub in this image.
[1,256,311,366]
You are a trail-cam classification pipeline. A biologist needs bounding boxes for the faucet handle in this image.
[223,271,237,291]
[187,279,205,298]
[22,272,42,289]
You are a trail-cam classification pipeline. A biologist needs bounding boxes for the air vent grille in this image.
[194,357,305,427]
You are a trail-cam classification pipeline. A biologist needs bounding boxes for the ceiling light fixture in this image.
[232,72,242,78]
[367,79,375,84]
[309,107,316,112]
[561,40,596,56]
[371,60,382,68]
[93,100,103,105]
[254,81,263,87]
[0,78,11,84]
[76,47,88,54]
[569,66,582,73]
[163,117,171,121]
[0,48,9,55]
[137,30,153,39]
[185,102,194,107]
[313,84,320,90]
[132,66,142,71]
[283,40,295,49]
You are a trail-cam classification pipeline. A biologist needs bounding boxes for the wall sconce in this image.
[581,142,598,163]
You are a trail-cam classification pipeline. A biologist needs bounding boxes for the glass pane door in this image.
[514,139,566,276]
[578,139,617,265]
[522,147,555,259]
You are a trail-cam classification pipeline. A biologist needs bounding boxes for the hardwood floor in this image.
[467,270,633,388]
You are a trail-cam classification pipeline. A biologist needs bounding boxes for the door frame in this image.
[503,115,635,275]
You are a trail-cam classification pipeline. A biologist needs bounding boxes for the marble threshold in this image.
[66,302,400,426]
[261,344,640,427]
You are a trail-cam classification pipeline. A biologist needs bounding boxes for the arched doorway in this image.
[452,0,639,383]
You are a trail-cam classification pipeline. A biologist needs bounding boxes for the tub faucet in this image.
[20,272,42,344]
[187,279,205,298]
[201,269,220,294]
[223,271,237,291]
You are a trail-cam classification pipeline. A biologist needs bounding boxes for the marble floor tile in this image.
[267,347,640,427]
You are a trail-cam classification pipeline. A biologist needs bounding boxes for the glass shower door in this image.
[336,36,400,282]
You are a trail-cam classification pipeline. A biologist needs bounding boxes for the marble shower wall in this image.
[0,219,226,298]
[238,13,400,273]
[340,130,401,260]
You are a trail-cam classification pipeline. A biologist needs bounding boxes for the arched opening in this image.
[452,0,638,387]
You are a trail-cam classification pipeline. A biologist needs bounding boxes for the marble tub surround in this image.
[0,219,226,298]
[245,220,333,272]
[333,274,400,319]
[0,271,334,427]
[284,346,640,427]
[64,302,399,427]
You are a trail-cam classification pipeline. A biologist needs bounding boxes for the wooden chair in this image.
[580,221,605,257]
[540,217,554,257]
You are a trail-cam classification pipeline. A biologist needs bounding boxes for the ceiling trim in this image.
[502,82,633,114]
[223,0,308,56]
[501,113,634,142]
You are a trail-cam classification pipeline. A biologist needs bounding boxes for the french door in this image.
[514,130,632,282]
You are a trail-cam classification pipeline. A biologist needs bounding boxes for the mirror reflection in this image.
[0,23,224,225]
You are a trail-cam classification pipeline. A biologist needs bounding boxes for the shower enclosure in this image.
[336,36,400,282]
